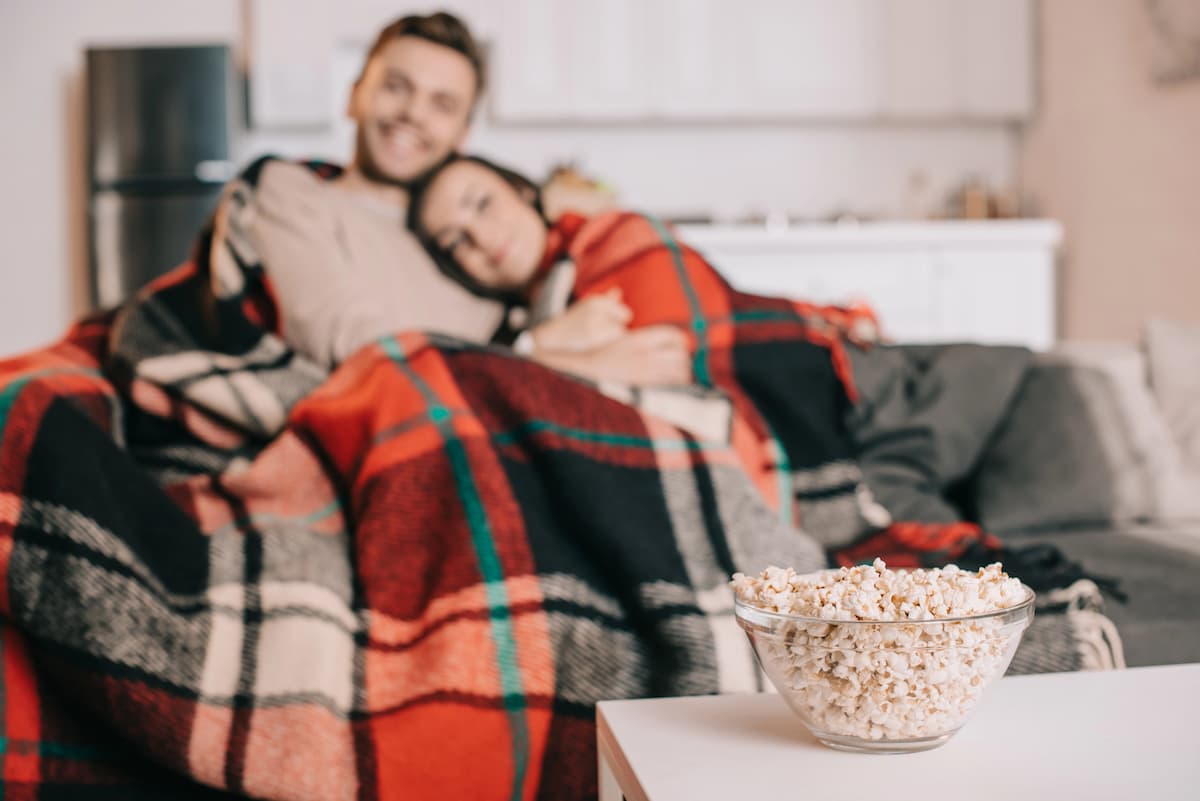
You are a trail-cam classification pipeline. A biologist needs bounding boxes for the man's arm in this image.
[252,161,507,367]
[250,161,364,368]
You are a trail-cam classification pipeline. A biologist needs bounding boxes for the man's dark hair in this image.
[361,12,486,98]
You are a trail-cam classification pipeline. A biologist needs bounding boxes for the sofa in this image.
[968,320,1200,667]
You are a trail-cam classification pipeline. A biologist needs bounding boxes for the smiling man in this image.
[343,16,483,199]
[250,12,506,368]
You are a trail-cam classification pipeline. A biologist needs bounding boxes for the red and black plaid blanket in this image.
[0,159,1118,800]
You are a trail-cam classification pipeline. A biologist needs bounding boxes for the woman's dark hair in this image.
[406,154,546,303]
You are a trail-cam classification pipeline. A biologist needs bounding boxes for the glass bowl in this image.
[734,586,1034,754]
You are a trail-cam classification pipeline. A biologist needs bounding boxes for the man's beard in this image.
[354,125,450,190]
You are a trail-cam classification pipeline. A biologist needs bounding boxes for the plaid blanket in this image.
[0,159,1121,800]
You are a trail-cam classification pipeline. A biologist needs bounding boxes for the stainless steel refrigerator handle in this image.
[194,160,238,183]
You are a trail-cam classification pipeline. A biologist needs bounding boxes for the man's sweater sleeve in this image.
[249,161,364,368]
[249,161,505,367]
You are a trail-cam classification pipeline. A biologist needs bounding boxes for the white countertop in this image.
[675,219,1063,249]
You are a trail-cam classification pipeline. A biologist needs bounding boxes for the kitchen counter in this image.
[675,219,1063,250]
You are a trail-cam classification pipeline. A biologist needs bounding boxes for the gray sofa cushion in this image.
[974,343,1200,533]
[1002,525,1200,667]
[847,343,1031,526]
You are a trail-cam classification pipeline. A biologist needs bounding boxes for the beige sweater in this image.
[250,161,504,368]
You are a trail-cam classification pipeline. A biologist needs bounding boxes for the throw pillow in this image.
[1145,317,1200,469]
[974,343,1198,532]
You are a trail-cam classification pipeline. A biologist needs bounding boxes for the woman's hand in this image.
[529,288,631,353]
[535,325,693,387]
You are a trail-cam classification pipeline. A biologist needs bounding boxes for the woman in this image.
[405,156,1078,583]
[408,155,895,551]
[408,156,702,388]
[408,155,875,393]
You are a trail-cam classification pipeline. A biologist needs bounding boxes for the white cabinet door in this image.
[491,0,572,119]
[654,0,744,117]
[881,0,957,117]
[248,0,336,128]
[880,0,1033,120]
[248,0,1034,125]
[738,0,884,117]
[953,0,1035,118]
[249,0,498,129]
[733,0,1034,120]
[701,247,938,342]
[682,224,1059,349]
[567,0,654,118]
[492,0,653,120]
[933,248,1056,348]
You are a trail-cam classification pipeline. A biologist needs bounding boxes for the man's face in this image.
[349,36,476,185]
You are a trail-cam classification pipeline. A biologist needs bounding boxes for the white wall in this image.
[0,0,1018,356]
[0,0,242,355]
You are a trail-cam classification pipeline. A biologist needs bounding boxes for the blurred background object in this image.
[87,44,238,307]
[540,162,618,221]
[943,175,1022,220]
[1146,0,1200,84]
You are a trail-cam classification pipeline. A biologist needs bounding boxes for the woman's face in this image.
[418,160,548,292]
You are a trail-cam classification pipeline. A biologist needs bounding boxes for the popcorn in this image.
[732,559,1031,744]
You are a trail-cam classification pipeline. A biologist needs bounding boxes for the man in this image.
[340,14,482,207]
[252,11,686,382]
[250,13,505,368]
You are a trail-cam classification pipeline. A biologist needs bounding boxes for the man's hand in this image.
[535,325,693,387]
[530,288,631,353]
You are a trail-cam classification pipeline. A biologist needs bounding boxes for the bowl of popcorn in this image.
[732,558,1034,754]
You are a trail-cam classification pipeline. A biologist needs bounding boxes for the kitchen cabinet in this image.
[653,0,743,117]
[248,0,498,128]
[490,0,1035,122]
[933,247,1055,346]
[879,0,1034,118]
[735,0,884,117]
[493,0,656,119]
[881,0,958,116]
[956,0,1035,118]
[247,0,1035,126]
[676,221,1060,349]
[569,0,654,118]
[490,0,570,119]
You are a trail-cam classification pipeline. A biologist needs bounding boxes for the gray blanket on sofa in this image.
[839,344,1127,673]
[846,343,1033,526]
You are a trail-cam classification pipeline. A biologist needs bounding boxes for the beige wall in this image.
[1020,0,1200,341]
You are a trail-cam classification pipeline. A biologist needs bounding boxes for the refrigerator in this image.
[87,44,238,308]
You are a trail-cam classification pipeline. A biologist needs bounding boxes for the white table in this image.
[597,663,1200,801]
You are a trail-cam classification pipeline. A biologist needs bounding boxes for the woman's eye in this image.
[478,195,491,213]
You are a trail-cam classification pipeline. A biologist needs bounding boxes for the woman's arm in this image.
[532,326,692,387]
[526,288,630,353]
[518,285,690,386]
